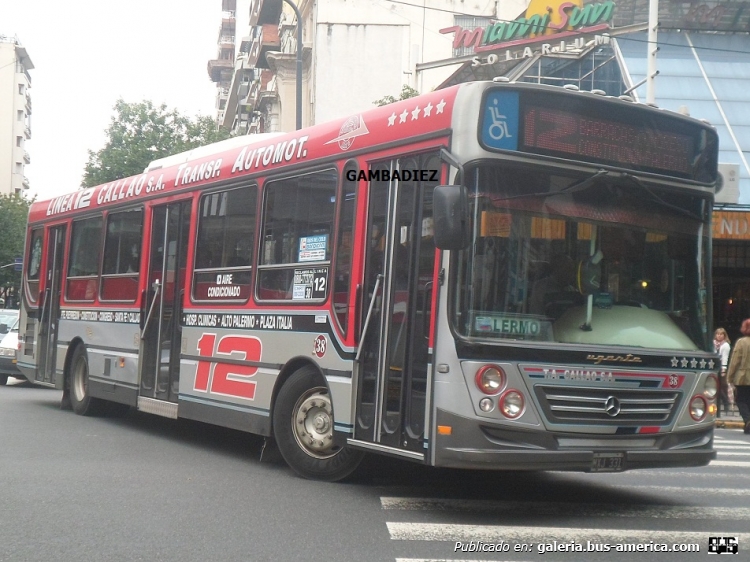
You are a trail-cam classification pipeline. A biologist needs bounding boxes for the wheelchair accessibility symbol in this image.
[488,99,512,140]
[482,91,518,150]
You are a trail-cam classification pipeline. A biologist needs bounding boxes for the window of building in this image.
[18,84,24,95]
[17,110,23,122]
[25,228,43,303]
[257,169,337,301]
[193,184,257,301]
[100,209,143,301]
[67,216,103,301]
[16,136,22,148]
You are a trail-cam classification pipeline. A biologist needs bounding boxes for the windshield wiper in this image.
[490,169,610,202]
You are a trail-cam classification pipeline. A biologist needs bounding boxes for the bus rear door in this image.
[139,201,190,405]
[36,225,66,385]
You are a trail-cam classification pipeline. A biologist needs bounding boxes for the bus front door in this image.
[36,225,66,385]
[140,201,190,403]
[354,154,440,457]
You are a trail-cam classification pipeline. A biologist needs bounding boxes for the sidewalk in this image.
[715,404,746,429]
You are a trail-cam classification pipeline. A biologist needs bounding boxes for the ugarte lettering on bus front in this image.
[587,353,642,365]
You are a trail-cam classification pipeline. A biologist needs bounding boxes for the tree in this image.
[0,194,31,307]
[373,84,420,107]
[82,100,231,187]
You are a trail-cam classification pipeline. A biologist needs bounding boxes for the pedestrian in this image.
[714,327,732,415]
[726,318,750,433]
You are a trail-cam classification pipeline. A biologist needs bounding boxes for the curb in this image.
[715,420,746,429]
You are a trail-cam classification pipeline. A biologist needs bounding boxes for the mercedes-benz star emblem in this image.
[604,396,621,417]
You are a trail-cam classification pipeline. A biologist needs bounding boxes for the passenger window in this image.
[25,227,43,303]
[100,208,143,302]
[257,169,337,301]
[67,216,103,301]
[193,185,257,302]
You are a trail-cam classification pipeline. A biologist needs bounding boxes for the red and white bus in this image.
[18,81,720,480]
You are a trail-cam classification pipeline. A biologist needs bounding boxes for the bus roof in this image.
[30,84,462,224]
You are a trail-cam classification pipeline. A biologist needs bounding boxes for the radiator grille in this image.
[534,385,681,425]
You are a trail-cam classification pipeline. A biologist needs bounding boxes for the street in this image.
[1,379,749,562]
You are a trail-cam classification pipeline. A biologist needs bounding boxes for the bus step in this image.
[137,396,178,419]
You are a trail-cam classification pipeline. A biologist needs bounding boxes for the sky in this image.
[2,0,220,202]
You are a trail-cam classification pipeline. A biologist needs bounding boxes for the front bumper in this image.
[433,408,716,471]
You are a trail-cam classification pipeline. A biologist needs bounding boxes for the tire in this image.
[0,374,7,386]
[69,345,105,416]
[273,366,364,481]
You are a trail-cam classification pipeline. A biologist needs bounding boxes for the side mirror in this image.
[433,185,470,250]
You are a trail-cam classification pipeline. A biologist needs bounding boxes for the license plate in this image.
[591,452,625,472]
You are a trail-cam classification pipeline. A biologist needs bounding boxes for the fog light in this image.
[499,389,524,419]
[689,395,707,421]
[703,374,718,399]
[475,365,506,395]
[479,397,494,412]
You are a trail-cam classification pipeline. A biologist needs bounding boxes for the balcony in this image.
[219,35,235,49]
[25,92,31,113]
[23,151,30,164]
[207,58,234,82]
[221,10,236,34]
[249,0,282,26]
[24,125,31,139]
[255,24,281,69]
[22,176,30,190]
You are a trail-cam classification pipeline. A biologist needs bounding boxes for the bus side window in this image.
[256,169,337,302]
[192,184,257,302]
[66,216,103,302]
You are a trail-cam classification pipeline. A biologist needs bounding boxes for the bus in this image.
[18,81,720,480]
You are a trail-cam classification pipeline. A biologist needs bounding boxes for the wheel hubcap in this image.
[72,356,87,402]
[293,387,335,458]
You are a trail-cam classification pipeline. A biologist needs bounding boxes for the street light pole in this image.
[646,0,659,104]
[283,0,303,131]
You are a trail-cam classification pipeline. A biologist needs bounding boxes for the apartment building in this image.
[0,35,33,196]
[208,0,494,135]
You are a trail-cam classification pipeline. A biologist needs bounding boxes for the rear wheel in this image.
[69,345,104,416]
[273,366,364,481]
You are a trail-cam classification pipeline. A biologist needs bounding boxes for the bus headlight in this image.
[499,389,524,419]
[689,395,707,421]
[703,374,718,399]
[475,365,506,395]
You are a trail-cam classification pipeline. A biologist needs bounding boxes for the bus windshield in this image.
[453,163,710,351]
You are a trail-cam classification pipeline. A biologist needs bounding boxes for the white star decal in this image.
[708,359,715,369]
[423,102,433,117]
[699,359,706,368]
[671,357,679,367]
[680,358,689,368]
[399,109,408,123]
[436,99,446,114]
[411,106,420,120]
[387,112,396,126]
[690,358,697,368]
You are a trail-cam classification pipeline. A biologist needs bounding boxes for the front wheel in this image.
[273,366,364,481]
[69,345,104,416]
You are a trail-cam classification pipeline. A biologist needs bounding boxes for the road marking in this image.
[710,460,750,467]
[386,523,750,543]
[715,451,750,456]
[380,497,750,519]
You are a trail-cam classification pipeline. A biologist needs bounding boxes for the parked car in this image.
[0,310,23,386]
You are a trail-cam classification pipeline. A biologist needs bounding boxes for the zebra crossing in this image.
[382,431,750,561]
